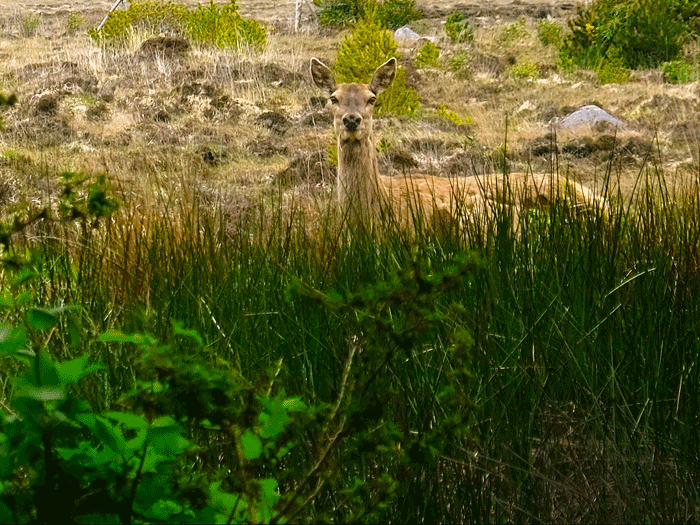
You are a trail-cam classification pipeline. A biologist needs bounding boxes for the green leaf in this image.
[145,499,183,520]
[172,322,204,347]
[77,414,125,454]
[98,329,157,347]
[0,323,27,355]
[103,411,148,429]
[241,428,262,460]
[57,354,104,384]
[26,307,55,331]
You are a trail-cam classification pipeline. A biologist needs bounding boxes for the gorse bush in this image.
[89,0,266,50]
[445,12,474,43]
[415,41,440,68]
[335,7,419,116]
[561,0,694,70]
[318,0,421,29]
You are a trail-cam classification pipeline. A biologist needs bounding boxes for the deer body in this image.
[310,57,606,233]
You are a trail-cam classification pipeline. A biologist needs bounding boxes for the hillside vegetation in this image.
[0,0,699,522]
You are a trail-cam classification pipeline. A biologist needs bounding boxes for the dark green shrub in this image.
[415,41,440,68]
[89,0,266,50]
[662,60,697,83]
[536,19,563,47]
[444,12,474,43]
[561,0,691,70]
[318,0,421,29]
[335,8,419,116]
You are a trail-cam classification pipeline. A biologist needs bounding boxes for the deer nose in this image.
[342,114,362,132]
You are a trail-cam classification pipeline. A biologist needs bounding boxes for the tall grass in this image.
[4,152,700,521]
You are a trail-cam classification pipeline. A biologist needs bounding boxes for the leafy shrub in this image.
[444,12,474,43]
[415,41,440,68]
[449,52,469,71]
[187,1,266,50]
[377,0,422,29]
[89,0,266,51]
[497,17,529,47]
[561,0,691,70]
[509,61,539,80]
[596,45,631,84]
[536,19,563,47]
[335,8,420,116]
[662,60,697,83]
[318,0,421,29]
[437,104,471,126]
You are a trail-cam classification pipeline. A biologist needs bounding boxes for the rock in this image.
[395,26,421,42]
[560,104,624,130]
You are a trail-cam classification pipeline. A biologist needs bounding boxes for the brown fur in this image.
[310,57,607,233]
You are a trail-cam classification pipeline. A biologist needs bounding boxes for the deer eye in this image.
[368,96,377,105]
[329,96,338,105]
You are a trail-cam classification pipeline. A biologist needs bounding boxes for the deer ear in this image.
[310,58,337,94]
[369,57,397,95]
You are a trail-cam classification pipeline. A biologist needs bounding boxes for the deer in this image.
[310,56,608,234]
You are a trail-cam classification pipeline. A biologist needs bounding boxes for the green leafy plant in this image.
[662,60,697,83]
[497,17,529,47]
[89,0,266,50]
[448,52,469,71]
[597,45,631,84]
[437,104,471,126]
[509,61,540,80]
[186,1,266,50]
[335,7,420,116]
[444,12,474,43]
[66,12,85,33]
[318,0,421,29]
[561,0,691,70]
[536,19,563,47]
[415,41,440,68]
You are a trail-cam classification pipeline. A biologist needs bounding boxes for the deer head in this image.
[310,58,397,142]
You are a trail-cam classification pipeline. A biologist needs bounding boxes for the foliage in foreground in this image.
[89,0,266,51]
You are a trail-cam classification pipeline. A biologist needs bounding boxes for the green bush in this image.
[415,41,440,68]
[497,17,529,47]
[596,45,631,84]
[445,12,474,43]
[318,0,421,29]
[536,19,563,47]
[89,0,266,50]
[437,104,471,126]
[449,52,469,71]
[509,61,539,80]
[187,1,266,50]
[561,0,692,70]
[662,60,697,83]
[335,8,420,116]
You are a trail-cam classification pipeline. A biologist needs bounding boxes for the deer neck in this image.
[336,133,389,229]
